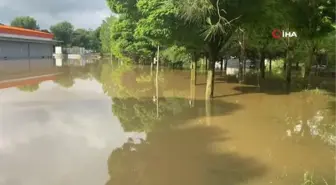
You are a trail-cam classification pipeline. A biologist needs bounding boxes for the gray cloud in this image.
[0,0,112,29]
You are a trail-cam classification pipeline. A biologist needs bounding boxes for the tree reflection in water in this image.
[99,62,267,185]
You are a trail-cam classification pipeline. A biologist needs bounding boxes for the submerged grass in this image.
[301,171,330,185]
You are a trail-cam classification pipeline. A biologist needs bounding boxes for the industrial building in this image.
[0,25,58,59]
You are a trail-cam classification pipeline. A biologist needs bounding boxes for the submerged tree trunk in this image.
[303,47,315,87]
[296,61,299,71]
[238,57,243,83]
[220,57,224,76]
[205,51,217,100]
[204,55,207,71]
[156,46,160,118]
[283,60,287,71]
[205,99,211,126]
[191,55,197,85]
[286,48,293,93]
[260,52,266,79]
[224,58,228,75]
[189,75,196,108]
[269,58,272,75]
[205,60,215,99]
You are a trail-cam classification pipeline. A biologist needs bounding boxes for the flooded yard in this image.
[0,59,334,185]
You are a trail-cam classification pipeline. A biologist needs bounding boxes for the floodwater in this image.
[0,59,335,185]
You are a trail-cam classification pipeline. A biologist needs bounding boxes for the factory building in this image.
[0,25,58,59]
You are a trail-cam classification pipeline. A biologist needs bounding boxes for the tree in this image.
[72,28,90,48]
[106,0,157,63]
[100,16,117,53]
[109,15,156,63]
[50,21,74,47]
[290,0,335,84]
[10,16,40,30]
[175,0,266,99]
[87,27,101,52]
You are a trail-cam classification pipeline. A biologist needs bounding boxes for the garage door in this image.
[0,41,29,59]
[29,43,53,58]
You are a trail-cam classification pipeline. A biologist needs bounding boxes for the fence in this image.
[62,47,90,55]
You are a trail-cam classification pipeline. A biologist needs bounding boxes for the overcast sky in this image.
[0,0,113,30]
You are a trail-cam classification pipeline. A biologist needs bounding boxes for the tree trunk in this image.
[224,58,228,75]
[205,99,211,126]
[220,57,224,76]
[296,61,299,71]
[260,52,266,79]
[205,52,216,100]
[269,58,272,75]
[283,60,287,71]
[286,48,293,93]
[189,75,196,107]
[191,55,197,85]
[303,47,315,87]
[238,56,243,83]
[243,59,246,81]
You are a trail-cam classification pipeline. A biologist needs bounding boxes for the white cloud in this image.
[0,0,112,29]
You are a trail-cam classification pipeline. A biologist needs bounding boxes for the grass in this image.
[301,171,329,185]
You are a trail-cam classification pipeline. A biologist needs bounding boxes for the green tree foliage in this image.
[107,0,156,63]
[50,21,74,47]
[10,16,40,30]
[87,27,102,52]
[72,29,90,48]
[109,15,156,63]
[69,28,101,51]
[100,16,117,53]
[161,45,190,68]
[289,0,335,80]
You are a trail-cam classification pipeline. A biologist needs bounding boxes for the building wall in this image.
[29,43,53,58]
[0,41,28,59]
[0,40,53,59]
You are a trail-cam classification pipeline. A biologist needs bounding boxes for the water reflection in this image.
[0,60,334,185]
[102,63,267,185]
[0,59,144,185]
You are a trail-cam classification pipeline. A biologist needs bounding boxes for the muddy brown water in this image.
[0,60,334,185]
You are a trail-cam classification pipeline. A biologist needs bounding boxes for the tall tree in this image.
[290,0,335,84]
[10,16,39,30]
[50,21,74,47]
[100,16,117,53]
[176,0,266,99]
[72,28,90,48]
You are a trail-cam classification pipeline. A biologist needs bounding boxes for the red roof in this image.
[0,25,54,39]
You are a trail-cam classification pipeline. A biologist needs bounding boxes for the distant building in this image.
[0,25,59,59]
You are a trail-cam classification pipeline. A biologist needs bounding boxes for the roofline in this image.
[0,36,60,44]
[0,25,54,39]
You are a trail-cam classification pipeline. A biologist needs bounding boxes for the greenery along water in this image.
[7,0,334,101]
[61,61,335,185]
